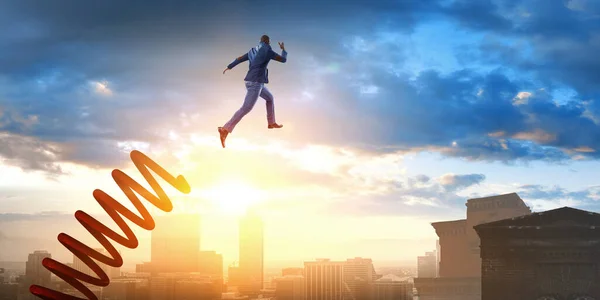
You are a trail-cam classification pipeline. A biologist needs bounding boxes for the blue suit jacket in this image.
[227,42,288,84]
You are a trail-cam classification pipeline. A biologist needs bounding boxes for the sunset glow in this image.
[200,179,266,215]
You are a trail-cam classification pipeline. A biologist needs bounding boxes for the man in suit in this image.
[219,34,288,148]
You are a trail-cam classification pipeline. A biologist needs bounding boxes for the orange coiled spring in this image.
[29,150,191,300]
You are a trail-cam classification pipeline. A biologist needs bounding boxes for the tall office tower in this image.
[26,251,51,285]
[238,212,264,292]
[304,259,345,300]
[414,192,532,300]
[417,251,437,278]
[72,248,121,279]
[274,275,305,300]
[20,251,52,300]
[343,257,377,300]
[151,214,201,274]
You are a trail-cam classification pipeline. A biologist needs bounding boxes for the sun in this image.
[200,179,265,215]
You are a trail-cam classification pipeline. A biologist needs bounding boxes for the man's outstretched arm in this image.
[269,42,287,63]
[223,53,249,73]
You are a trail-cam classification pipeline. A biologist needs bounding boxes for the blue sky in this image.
[1,0,600,267]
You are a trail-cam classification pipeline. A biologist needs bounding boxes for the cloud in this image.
[324,172,490,219]
[0,132,65,175]
[513,183,600,212]
[1,0,600,176]
[447,0,600,102]
[0,211,72,222]
[438,173,486,191]
[0,0,441,174]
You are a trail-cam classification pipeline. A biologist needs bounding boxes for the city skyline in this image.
[2,0,600,267]
[5,192,598,299]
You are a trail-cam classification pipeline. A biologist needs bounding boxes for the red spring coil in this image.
[28,150,191,300]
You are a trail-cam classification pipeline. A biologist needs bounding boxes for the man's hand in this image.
[278,42,285,51]
[223,68,230,74]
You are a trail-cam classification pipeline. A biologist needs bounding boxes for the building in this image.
[414,192,532,300]
[475,206,600,300]
[304,259,345,300]
[151,214,201,274]
[343,257,377,299]
[0,283,18,300]
[101,278,149,299]
[72,248,121,279]
[18,250,52,300]
[135,262,153,274]
[371,274,413,300]
[26,251,51,286]
[198,250,223,278]
[282,268,304,276]
[417,251,437,278]
[238,212,264,293]
[274,275,304,300]
[174,279,221,300]
[149,273,221,300]
[436,240,441,277]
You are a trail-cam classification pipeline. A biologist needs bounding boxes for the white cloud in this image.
[90,80,113,96]
[513,91,532,105]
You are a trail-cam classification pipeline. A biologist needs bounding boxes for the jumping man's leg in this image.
[260,86,283,129]
[219,81,263,148]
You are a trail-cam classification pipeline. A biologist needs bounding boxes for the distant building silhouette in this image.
[18,250,52,300]
[228,263,244,286]
[151,214,200,274]
[198,250,223,278]
[274,275,304,300]
[343,257,377,299]
[101,277,149,299]
[304,259,346,299]
[26,251,51,286]
[135,261,153,274]
[149,273,221,300]
[475,206,600,300]
[282,267,304,276]
[0,282,18,300]
[371,274,413,300]
[414,192,532,300]
[238,212,264,293]
[417,251,437,278]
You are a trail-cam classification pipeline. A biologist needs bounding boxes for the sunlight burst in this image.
[200,180,265,215]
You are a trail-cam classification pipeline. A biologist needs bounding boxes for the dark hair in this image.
[260,35,270,43]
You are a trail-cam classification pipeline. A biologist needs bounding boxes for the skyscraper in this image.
[304,259,345,300]
[238,212,264,292]
[417,251,437,278]
[151,214,201,274]
[343,257,377,299]
[26,251,51,285]
[198,250,223,278]
[274,275,305,300]
[20,251,52,300]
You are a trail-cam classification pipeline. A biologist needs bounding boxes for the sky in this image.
[2,0,600,271]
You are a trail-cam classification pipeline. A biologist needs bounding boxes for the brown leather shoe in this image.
[268,123,283,129]
[218,127,228,148]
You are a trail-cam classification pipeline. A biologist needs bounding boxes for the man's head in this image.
[260,35,270,45]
